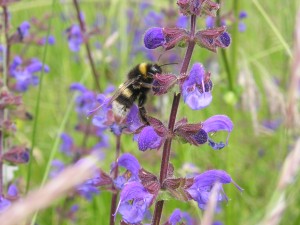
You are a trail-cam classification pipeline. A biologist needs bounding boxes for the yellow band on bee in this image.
[122,88,132,98]
[139,63,147,77]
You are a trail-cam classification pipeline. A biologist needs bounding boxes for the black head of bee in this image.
[146,64,162,77]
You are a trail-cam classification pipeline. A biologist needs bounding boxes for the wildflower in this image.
[60,133,74,156]
[18,21,30,38]
[66,24,83,52]
[113,153,141,189]
[181,63,213,110]
[125,105,143,132]
[144,27,166,49]
[144,27,189,50]
[238,11,247,32]
[164,208,193,225]
[10,57,49,92]
[41,35,56,45]
[116,182,154,224]
[186,170,242,210]
[195,27,230,52]
[137,126,163,151]
[176,15,189,28]
[0,197,11,213]
[6,184,19,201]
[76,178,100,200]
[70,83,98,116]
[202,115,233,150]
[2,146,30,164]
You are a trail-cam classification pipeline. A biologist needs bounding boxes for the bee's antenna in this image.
[159,62,179,67]
[157,52,164,63]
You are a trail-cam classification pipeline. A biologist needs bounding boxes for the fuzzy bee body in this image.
[111,62,162,124]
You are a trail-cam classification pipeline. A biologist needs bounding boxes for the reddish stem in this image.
[151,15,197,225]
[72,0,101,92]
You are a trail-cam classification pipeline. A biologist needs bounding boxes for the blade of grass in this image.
[252,0,293,58]
[25,0,57,193]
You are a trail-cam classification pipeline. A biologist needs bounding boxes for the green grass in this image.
[4,0,300,224]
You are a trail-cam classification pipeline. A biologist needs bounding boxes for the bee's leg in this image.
[138,93,149,124]
[139,82,152,89]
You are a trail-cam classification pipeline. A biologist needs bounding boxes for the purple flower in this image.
[182,63,213,110]
[117,153,141,177]
[202,115,233,150]
[114,153,141,189]
[187,170,242,210]
[0,197,11,213]
[192,129,208,144]
[42,35,56,45]
[239,11,248,19]
[238,22,246,32]
[176,15,189,28]
[144,27,165,49]
[7,184,19,198]
[18,21,30,37]
[76,178,100,201]
[206,16,215,28]
[50,160,65,178]
[70,83,97,116]
[126,105,143,132]
[116,182,154,224]
[60,133,74,156]
[165,209,193,225]
[10,57,49,92]
[144,11,164,27]
[67,25,83,52]
[137,126,163,151]
[219,32,231,47]
[92,94,111,128]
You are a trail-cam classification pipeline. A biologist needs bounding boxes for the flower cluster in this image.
[9,56,49,92]
[91,0,242,224]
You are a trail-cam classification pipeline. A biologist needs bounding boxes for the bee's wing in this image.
[88,77,139,117]
[107,77,139,105]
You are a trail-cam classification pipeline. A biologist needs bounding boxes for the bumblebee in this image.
[109,62,162,124]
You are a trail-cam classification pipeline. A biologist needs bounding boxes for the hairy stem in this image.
[109,135,121,225]
[151,15,197,225]
[73,0,101,92]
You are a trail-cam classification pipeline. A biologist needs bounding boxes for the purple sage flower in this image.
[144,27,166,49]
[60,133,74,156]
[136,126,163,151]
[18,21,30,37]
[0,197,11,213]
[114,153,141,189]
[187,170,242,210]
[67,25,83,52]
[41,35,56,45]
[126,105,143,132]
[10,57,49,92]
[165,208,193,225]
[116,182,154,224]
[7,184,19,198]
[76,178,100,201]
[70,83,98,116]
[182,63,213,110]
[202,115,233,150]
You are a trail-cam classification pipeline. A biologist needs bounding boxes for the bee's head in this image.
[147,64,162,77]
